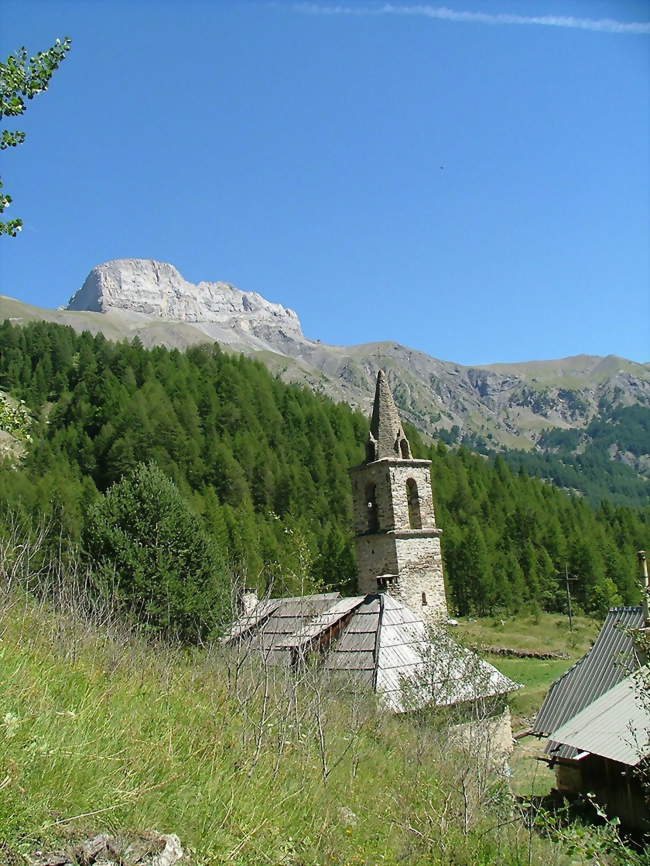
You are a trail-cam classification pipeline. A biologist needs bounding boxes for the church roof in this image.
[223,591,519,713]
[220,592,340,665]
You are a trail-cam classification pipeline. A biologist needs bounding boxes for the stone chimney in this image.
[241,590,259,616]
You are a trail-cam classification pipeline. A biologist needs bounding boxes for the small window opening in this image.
[400,439,409,459]
[366,482,379,533]
[421,592,428,606]
[406,478,422,529]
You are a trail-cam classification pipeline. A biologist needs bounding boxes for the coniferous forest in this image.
[1,319,648,635]
[453,405,650,509]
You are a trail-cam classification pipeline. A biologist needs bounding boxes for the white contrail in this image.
[294,3,650,34]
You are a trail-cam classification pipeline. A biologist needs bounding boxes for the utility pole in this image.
[562,563,578,631]
[638,550,649,628]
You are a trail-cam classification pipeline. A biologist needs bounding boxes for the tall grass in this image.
[0,535,642,864]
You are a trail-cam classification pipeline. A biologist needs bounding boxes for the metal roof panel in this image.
[223,590,518,710]
[276,597,365,648]
[326,650,376,671]
[333,632,376,652]
[534,606,643,738]
[549,675,649,766]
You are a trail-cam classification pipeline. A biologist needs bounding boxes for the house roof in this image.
[533,606,643,759]
[223,591,519,713]
[549,674,649,767]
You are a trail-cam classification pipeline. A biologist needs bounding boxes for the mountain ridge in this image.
[2,259,649,473]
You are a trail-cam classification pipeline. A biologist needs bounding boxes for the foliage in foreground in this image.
[455,612,601,727]
[0,547,647,865]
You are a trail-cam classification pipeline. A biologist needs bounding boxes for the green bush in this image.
[83,462,228,640]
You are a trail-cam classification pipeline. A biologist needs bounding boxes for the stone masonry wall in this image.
[351,457,448,623]
[350,458,436,535]
[449,707,515,772]
[356,533,399,595]
[393,533,447,621]
[355,531,447,622]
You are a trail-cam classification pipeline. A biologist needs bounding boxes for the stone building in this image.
[223,370,518,752]
[350,369,447,621]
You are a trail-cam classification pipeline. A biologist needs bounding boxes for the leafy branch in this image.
[0,37,71,236]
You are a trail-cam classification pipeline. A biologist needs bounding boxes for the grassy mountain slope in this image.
[480,405,650,507]
[1,587,638,865]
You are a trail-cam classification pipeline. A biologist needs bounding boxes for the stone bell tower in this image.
[350,370,448,621]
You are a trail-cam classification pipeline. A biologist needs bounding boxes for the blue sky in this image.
[1,0,648,365]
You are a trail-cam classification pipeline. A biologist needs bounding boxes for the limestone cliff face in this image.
[66,259,303,337]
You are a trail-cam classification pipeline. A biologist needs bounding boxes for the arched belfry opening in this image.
[366,482,379,533]
[400,439,410,459]
[406,478,422,529]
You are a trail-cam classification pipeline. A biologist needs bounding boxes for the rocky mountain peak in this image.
[66,259,304,336]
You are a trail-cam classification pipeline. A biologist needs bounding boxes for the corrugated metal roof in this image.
[548,675,649,767]
[533,606,643,758]
[224,591,519,713]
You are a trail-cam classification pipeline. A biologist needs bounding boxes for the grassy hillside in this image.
[455,613,603,800]
[480,354,649,385]
[0,585,643,866]
[456,613,599,727]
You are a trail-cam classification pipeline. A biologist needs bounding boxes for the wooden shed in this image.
[547,675,649,831]
[533,605,649,829]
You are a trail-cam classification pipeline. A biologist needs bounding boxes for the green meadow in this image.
[0,587,644,865]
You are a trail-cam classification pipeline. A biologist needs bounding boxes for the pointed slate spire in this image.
[366,370,412,462]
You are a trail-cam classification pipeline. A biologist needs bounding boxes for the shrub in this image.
[83,462,228,641]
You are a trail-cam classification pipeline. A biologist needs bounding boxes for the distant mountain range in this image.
[2,258,649,503]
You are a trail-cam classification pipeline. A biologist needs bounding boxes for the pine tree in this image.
[83,462,228,640]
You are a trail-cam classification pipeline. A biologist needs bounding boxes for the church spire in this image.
[366,370,412,462]
[351,370,446,618]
